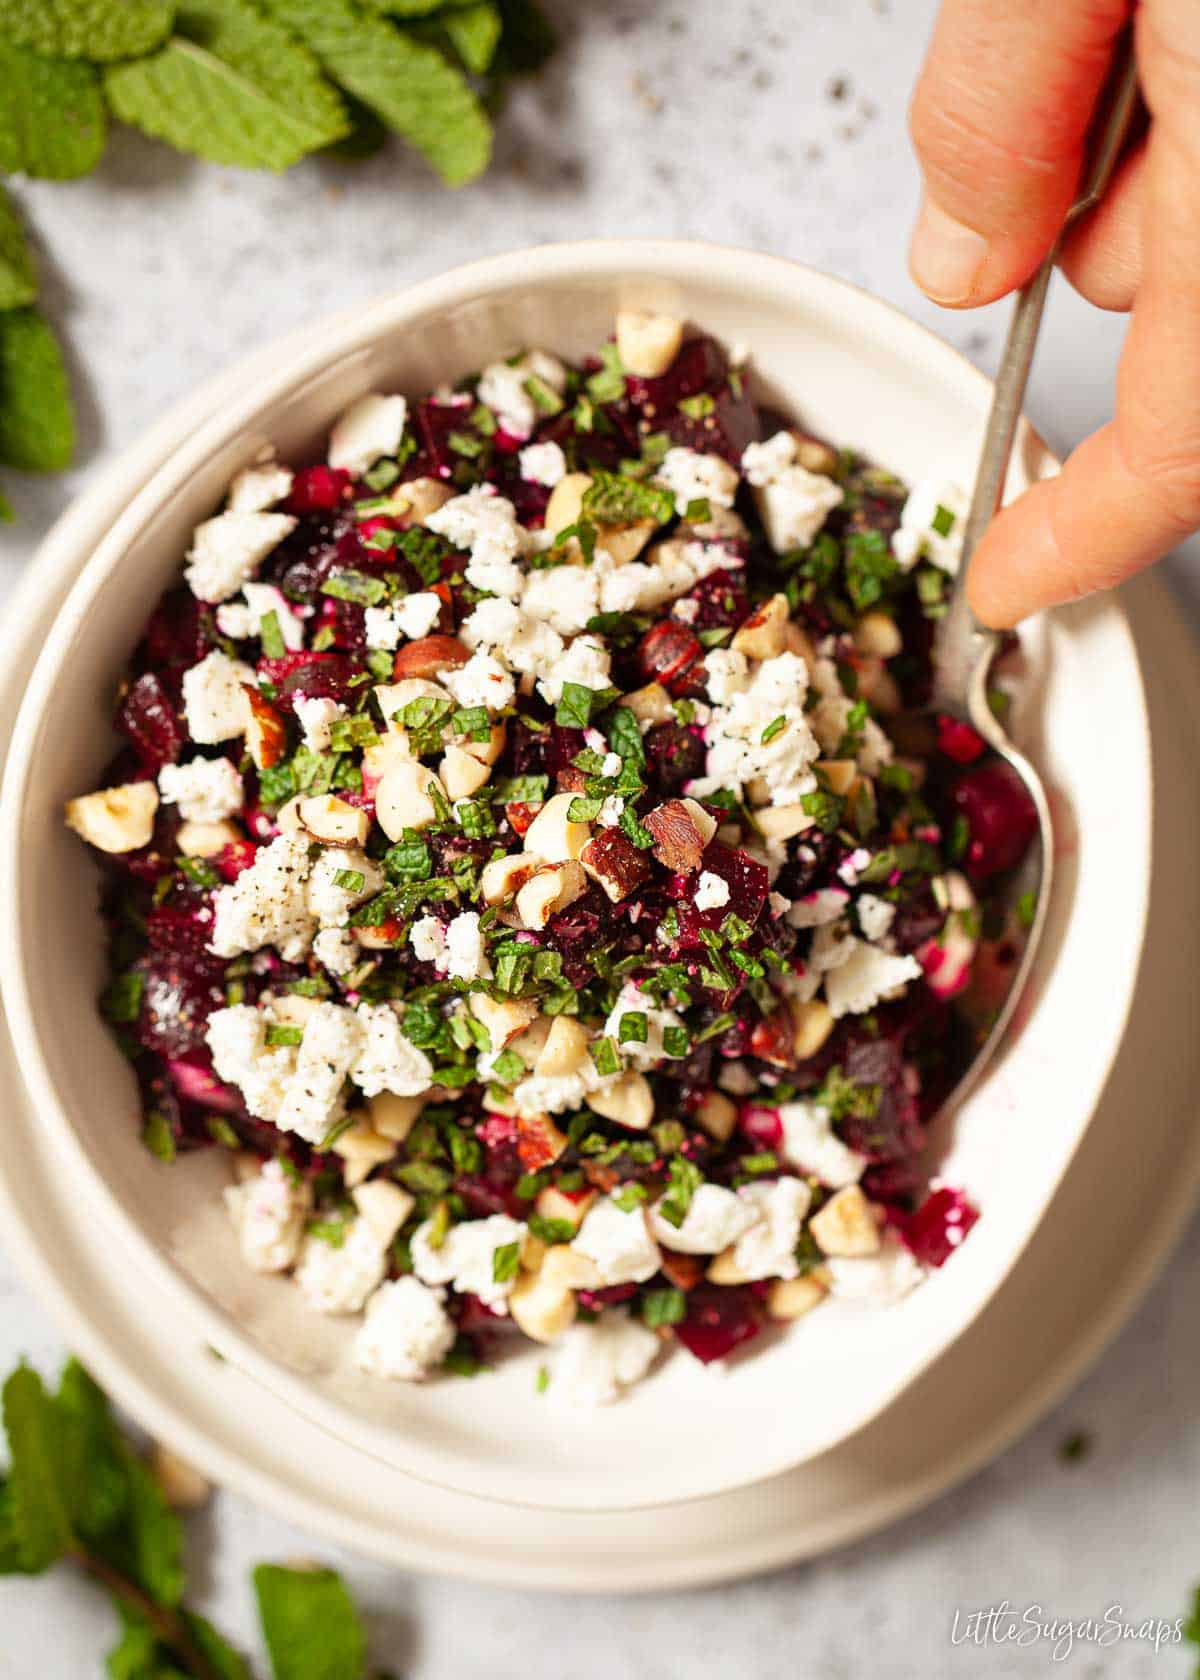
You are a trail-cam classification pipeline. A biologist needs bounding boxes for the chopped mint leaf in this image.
[678,393,714,420]
[0,43,105,181]
[589,1035,620,1076]
[141,1109,176,1163]
[582,469,674,528]
[321,568,388,606]
[655,1157,703,1229]
[555,681,602,728]
[258,608,286,658]
[640,1286,686,1327]
[490,1047,525,1084]
[799,789,843,834]
[619,805,654,850]
[661,1025,690,1058]
[523,372,563,416]
[535,1363,550,1393]
[332,867,365,893]
[843,529,899,613]
[617,1010,647,1044]
[566,794,604,823]
[585,342,625,404]
[492,1240,521,1283]
[612,1182,647,1211]
[101,970,145,1025]
[264,1022,304,1047]
[605,705,646,768]
[760,714,787,745]
[1015,888,1038,930]
[105,0,350,172]
[683,496,711,523]
[447,428,483,458]
[931,502,956,538]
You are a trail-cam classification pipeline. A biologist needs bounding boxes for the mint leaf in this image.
[444,2,501,74]
[105,1452,185,1608]
[1,1365,74,1572]
[0,40,105,178]
[0,0,173,60]
[264,0,491,186]
[0,183,35,310]
[54,1361,128,1545]
[0,308,75,473]
[106,0,348,172]
[182,1611,253,1679]
[254,1563,367,1680]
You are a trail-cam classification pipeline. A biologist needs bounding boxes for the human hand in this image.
[908,0,1200,627]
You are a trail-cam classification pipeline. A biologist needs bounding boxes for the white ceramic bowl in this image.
[0,242,1151,1513]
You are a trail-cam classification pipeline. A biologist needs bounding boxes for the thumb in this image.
[908,0,1131,306]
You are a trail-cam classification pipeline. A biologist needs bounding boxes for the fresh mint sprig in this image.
[1,1357,383,1678]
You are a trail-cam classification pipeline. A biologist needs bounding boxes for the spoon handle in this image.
[932,34,1142,712]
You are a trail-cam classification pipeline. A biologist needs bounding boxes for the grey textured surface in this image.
[2,1,1198,1673]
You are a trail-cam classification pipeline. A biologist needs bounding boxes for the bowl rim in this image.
[0,239,1152,1512]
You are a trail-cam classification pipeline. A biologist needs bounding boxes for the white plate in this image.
[0,345,1196,1586]
[0,246,1154,1511]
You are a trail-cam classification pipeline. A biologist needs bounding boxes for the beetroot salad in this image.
[65,314,1037,1405]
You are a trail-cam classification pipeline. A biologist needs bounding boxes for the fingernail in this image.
[909,198,989,305]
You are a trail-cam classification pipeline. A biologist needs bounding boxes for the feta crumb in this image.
[313,926,360,977]
[598,796,625,828]
[823,940,922,1018]
[600,750,623,779]
[307,847,383,928]
[227,457,293,514]
[426,485,526,598]
[182,651,254,745]
[519,440,567,487]
[655,446,740,517]
[785,887,850,929]
[443,910,492,983]
[740,432,844,552]
[535,634,612,706]
[892,478,968,574]
[703,650,820,806]
[157,756,243,823]
[856,892,896,942]
[553,1309,660,1406]
[728,1177,813,1280]
[778,1100,867,1188]
[365,592,442,650]
[570,1196,661,1285]
[520,565,600,637]
[603,981,685,1070]
[184,511,296,604]
[216,582,305,650]
[409,914,447,965]
[350,1003,435,1098]
[223,1159,310,1272]
[328,393,408,476]
[364,606,402,652]
[824,1234,925,1304]
[276,1002,365,1144]
[411,1213,526,1309]
[694,870,730,912]
[295,1219,388,1315]
[649,1182,757,1254]
[207,1005,296,1122]
[477,351,567,440]
[441,648,516,713]
[293,695,346,755]
[354,1277,456,1381]
[210,832,314,961]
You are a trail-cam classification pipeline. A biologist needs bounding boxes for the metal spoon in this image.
[928,37,1141,1116]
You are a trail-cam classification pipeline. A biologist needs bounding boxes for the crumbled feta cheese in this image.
[809,919,855,972]
[519,440,567,487]
[509,1063,612,1119]
[649,1182,757,1254]
[293,696,346,755]
[520,565,601,637]
[593,539,735,616]
[207,1005,297,1124]
[157,756,243,823]
[740,432,844,552]
[210,832,314,960]
[276,1002,365,1144]
[307,847,383,928]
[227,455,294,514]
[809,689,894,776]
[655,446,739,517]
[553,1309,661,1406]
[327,393,408,476]
[442,911,491,983]
[603,981,685,1070]
[570,1196,661,1285]
[182,652,254,745]
[598,796,625,828]
[703,651,820,806]
[354,1277,456,1381]
[837,847,872,887]
[768,890,791,917]
[411,1213,526,1309]
[728,1176,812,1280]
[535,634,611,706]
[350,1003,435,1098]
[823,941,922,1017]
[825,1234,925,1304]
[364,606,402,652]
[223,1159,310,1272]
[461,596,523,650]
[409,914,447,965]
[477,351,567,440]
[313,926,360,977]
[892,478,968,574]
[856,892,896,942]
[600,751,622,778]
[674,598,699,624]
[365,592,442,650]
[778,1100,867,1188]
[216,582,305,650]
[785,887,849,929]
[295,1219,387,1315]
[426,486,526,598]
[184,512,296,603]
[440,648,516,713]
[694,870,730,912]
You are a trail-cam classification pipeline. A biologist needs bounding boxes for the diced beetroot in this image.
[165,1056,242,1113]
[577,1283,639,1311]
[936,714,986,765]
[625,337,762,464]
[311,594,366,655]
[258,649,356,709]
[542,726,587,776]
[644,722,705,792]
[287,465,353,514]
[215,840,257,881]
[145,899,216,959]
[674,1282,763,1363]
[411,397,472,480]
[477,1114,519,1151]
[901,1185,979,1266]
[453,1172,525,1220]
[141,589,214,671]
[683,568,751,631]
[950,761,1038,883]
[454,1293,523,1336]
[672,842,769,946]
[625,335,726,410]
[738,1104,783,1151]
[116,672,187,772]
[136,959,226,1057]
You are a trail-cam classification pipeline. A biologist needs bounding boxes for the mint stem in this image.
[72,1545,227,1680]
